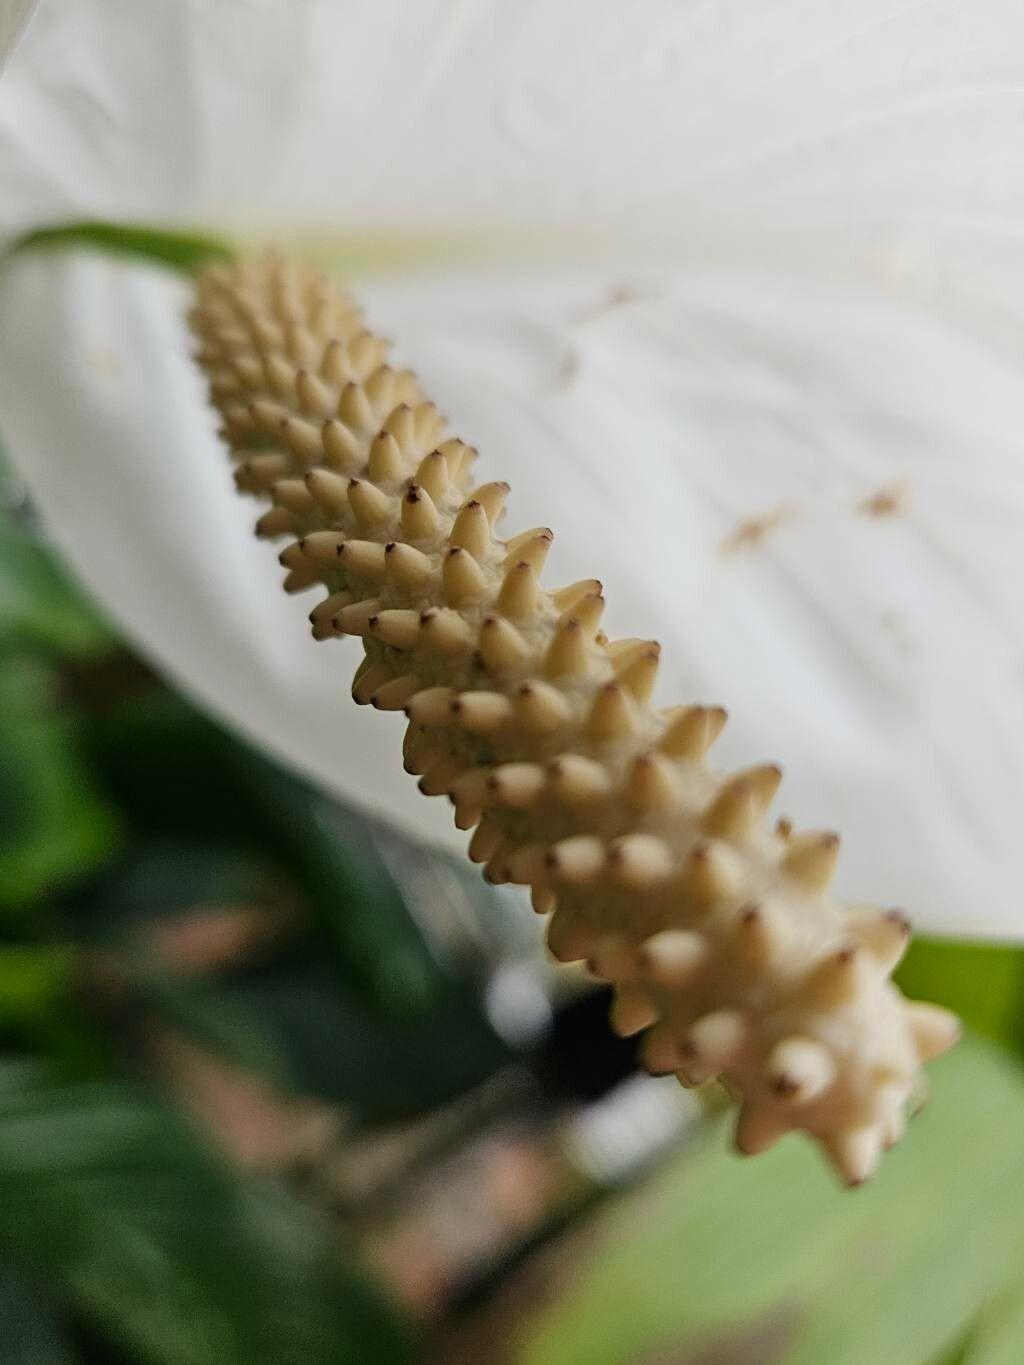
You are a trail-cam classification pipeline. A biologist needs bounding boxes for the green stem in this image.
[4,220,235,274]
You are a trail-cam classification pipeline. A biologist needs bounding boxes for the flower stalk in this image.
[191,253,959,1186]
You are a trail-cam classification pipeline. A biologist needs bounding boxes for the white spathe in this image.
[0,1,35,72]
[1,0,1022,293]
[0,0,1022,938]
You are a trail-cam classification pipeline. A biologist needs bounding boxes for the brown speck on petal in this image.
[719,504,797,556]
[551,346,581,391]
[859,482,908,518]
[571,282,657,324]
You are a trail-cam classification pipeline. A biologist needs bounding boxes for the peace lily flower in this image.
[0,0,1021,950]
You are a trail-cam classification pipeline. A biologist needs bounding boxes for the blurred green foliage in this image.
[897,938,1024,1056]
[0,476,122,915]
[523,1036,1024,1365]
[85,687,452,1015]
[0,1061,410,1365]
[0,449,478,1360]
[0,655,121,914]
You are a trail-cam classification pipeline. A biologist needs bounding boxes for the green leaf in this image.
[0,1061,412,1365]
[0,656,121,914]
[0,455,114,659]
[0,520,113,658]
[5,221,235,275]
[938,1248,1024,1365]
[897,938,1024,1058]
[0,1261,78,1365]
[133,969,293,1087]
[959,1278,1024,1365]
[0,946,109,1080]
[84,691,510,1112]
[74,841,505,1117]
[76,841,295,937]
[521,1036,1024,1365]
[0,946,74,1022]
[89,688,462,1012]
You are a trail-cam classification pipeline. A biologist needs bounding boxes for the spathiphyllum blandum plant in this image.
[190,254,960,1184]
[2,1,1023,1211]
[4,3,1023,945]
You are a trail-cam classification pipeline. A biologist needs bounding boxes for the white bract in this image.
[0,1,35,72]
[0,1,1021,938]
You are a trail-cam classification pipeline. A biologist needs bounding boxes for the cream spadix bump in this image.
[191,253,959,1187]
